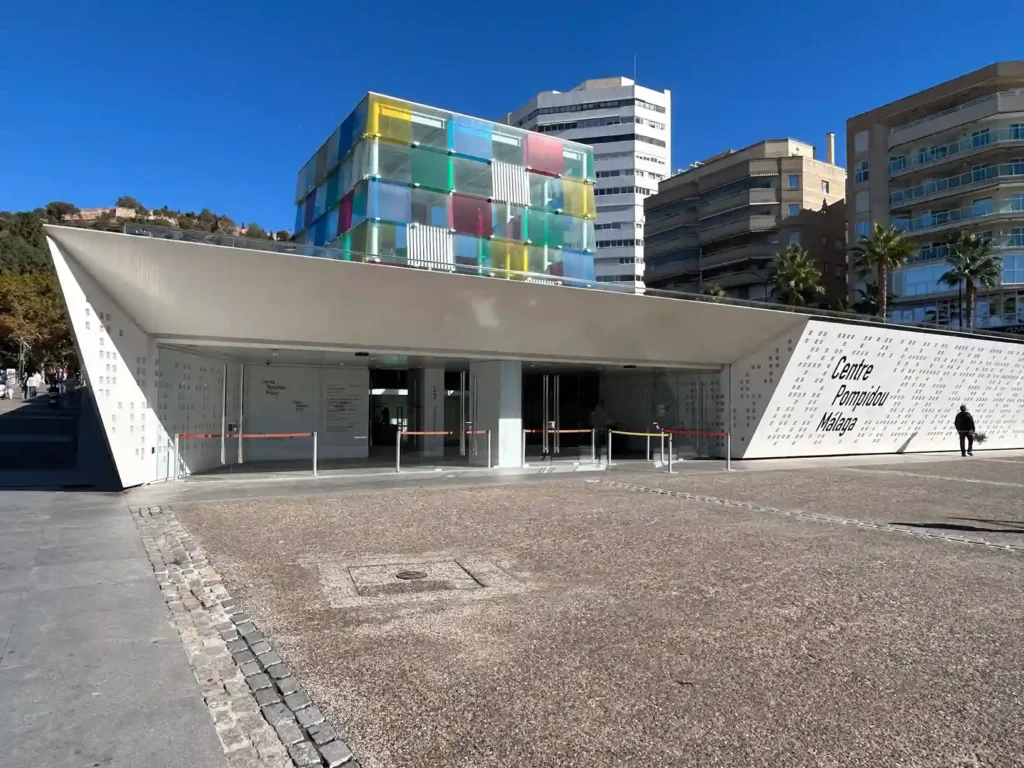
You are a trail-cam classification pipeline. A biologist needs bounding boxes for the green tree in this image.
[849,223,917,321]
[245,223,268,239]
[44,201,79,224]
[851,281,898,316]
[701,284,727,299]
[768,245,824,306]
[0,272,72,366]
[275,230,291,242]
[940,231,1002,329]
[116,196,147,214]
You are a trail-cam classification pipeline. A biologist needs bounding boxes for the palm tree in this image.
[849,223,917,321]
[768,245,824,307]
[701,284,727,299]
[940,231,1002,328]
[851,281,898,316]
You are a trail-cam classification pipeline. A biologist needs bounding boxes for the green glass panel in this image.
[411,146,451,191]
[325,168,340,208]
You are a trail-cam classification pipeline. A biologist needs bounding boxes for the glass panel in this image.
[529,173,563,212]
[492,202,525,241]
[337,153,353,198]
[326,127,341,170]
[454,234,489,269]
[303,159,318,196]
[350,139,374,184]
[411,105,449,150]
[303,191,317,228]
[325,168,340,208]
[492,125,525,165]
[527,209,564,248]
[338,190,354,234]
[526,132,564,176]
[563,147,587,180]
[492,238,527,274]
[375,221,409,263]
[368,95,413,145]
[411,187,450,228]
[526,243,549,274]
[371,180,412,224]
[452,156,492,198]
[313,215,328,247]
[324,204,339,243]
[338,97,369,160]
[563,178,595,218]
[377,141,412,184]
[410,146,451,190]
[294,202,304,234]
[561,215,592,251]
[451,193,492,237]
[314,182,327,218]
[452,115,493,161]
[561,248,596,281]
[315,145,328,185]
[351,181,368,229]
[345,220,369,260]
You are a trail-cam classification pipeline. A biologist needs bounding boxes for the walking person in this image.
[955,404,976,457]
[26,371,41,399]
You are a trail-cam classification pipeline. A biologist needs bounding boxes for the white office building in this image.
[506,77,672,290]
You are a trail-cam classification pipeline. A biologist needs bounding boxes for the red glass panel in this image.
[525,133,564,177]
[451,193,492,238]
[338,190,353,232]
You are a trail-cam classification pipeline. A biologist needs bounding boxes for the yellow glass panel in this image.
[492,238,527,276]
[563,178,596,219]
[366,95,413,145]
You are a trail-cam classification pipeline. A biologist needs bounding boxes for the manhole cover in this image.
[395,570,427,580]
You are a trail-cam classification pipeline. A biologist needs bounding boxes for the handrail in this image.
[890,89,1024,135]
[120,223,1024,343]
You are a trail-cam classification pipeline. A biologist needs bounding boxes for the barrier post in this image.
[312,431,318,477]
[668,434,674,473]
[607,430,612,465]
[726,433,732,471]
[591,429,596,463]
[660,432,665,464]
[173,432,180,481]
[396,431,402,473]
[487,430,493,469]
[522,429,527,467]
[646,435,650,461]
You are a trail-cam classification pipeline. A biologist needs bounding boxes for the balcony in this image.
[699,214,778,245]
[696,159,779,193]
[904,196,1024,235]
[890,124,1024,177]
[698,242,776,271]
[888,90,1024,149]
[698,187,779,219]
[909,232,1024,263]
[891,161,1024,208]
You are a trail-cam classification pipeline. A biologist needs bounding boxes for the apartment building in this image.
[506,78,671,291]
[848,61,1024,330]
[644,137,847,303]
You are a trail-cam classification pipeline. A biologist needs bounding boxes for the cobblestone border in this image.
[601,480,1024,553]
[132,506,360,768]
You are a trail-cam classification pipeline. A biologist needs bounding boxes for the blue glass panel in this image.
[371,180,412,224]
[313,215,328,247]
[562,248,595,281]
[294,203,304,234]
[338,97,369,161]
[324,204,339,243]
[451,116,494,161]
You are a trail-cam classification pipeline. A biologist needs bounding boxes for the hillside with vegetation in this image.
[0,198,287,374]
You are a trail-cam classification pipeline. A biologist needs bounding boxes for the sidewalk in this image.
[0,489,227,768]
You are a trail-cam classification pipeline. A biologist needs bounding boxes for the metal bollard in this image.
[312,431,318,477]
[522,429,527,467]
[173,433,180,481]
[668,435,674,473]
[660,432,665,464]
[396,432,402,473]
[646,434,651,461]
[726,433,732,471]
[607,430,613,465]
[487,430,492,469]
[591,429,596,464]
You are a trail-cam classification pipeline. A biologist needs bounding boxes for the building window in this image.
[788,174,800,190]
[855,220,871,237]
[854,130,869,153]
[822,180,830,194]
[787,203,800,217]
[890,155,907,172]
[789,232,801,245]
[855,160,869,184]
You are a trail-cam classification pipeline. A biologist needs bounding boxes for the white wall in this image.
[741,320,1024,457]
[469,361,521,467]
[244,366,369,461]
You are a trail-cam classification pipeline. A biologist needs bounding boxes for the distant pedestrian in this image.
[955,404,976,457]
[58,366,68,394]
[26,371,41,399]
[590,400,611,461]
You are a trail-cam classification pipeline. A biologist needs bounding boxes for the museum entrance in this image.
[522,369,600,463]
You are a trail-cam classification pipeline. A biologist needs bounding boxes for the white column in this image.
[469,360,522,468]
[419,367,444,457]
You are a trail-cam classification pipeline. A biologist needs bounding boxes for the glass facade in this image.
[293,94,596,282]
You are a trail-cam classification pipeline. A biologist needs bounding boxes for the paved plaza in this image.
[155,453,1024,767]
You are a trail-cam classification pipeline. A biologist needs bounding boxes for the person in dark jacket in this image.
[955,405,976,456]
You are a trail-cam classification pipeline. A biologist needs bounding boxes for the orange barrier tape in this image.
[178,432,312,439]
[523,429,593,434]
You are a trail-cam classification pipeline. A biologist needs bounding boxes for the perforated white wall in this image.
[743,320,1024,457]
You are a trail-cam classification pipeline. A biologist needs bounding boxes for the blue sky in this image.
[2,0,1022,232]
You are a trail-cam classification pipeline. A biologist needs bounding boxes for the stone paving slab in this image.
[175,476,1024,768]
